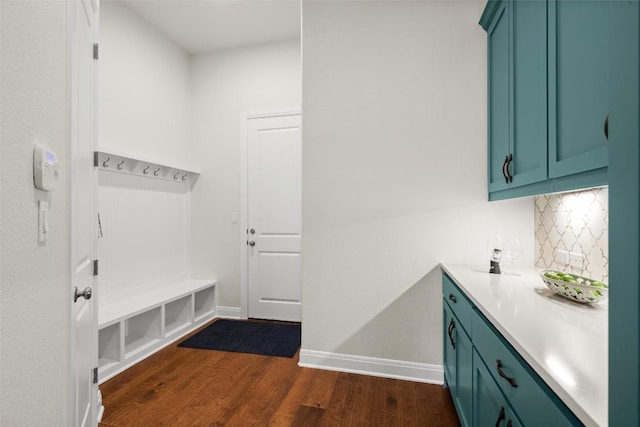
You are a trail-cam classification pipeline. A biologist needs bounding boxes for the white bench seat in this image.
[99,277,216,327]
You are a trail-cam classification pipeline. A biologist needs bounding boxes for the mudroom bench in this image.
[98,278,217,382]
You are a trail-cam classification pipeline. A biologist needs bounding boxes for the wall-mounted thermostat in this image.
[33,144,59,191]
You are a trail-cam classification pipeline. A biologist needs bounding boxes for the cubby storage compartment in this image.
[194,287,215,321]
[124,307,162,357]
[165,295,192,337]
[98,323,121,369]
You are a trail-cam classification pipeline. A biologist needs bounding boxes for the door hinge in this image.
[93,43,99,60]
[93,152,99,167]
[93,367,98,384]
[93,260,99,276]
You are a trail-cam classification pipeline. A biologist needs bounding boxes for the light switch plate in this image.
[569,252,585,268]
[38,200,49,243]
[556,249,569,265]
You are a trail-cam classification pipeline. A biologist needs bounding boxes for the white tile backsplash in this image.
[534,187,608,282]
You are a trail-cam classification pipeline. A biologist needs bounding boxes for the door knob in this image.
[248,240,256,247]
[74,286,92,302]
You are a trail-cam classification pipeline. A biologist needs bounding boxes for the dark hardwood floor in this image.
[99,319,460,427]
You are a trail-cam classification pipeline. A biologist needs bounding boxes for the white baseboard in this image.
[216,306,242,319]
[298,349,444,385]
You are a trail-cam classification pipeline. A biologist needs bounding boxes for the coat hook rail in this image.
[96,151,199,182]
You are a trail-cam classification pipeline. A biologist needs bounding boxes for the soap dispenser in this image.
[487,234,503,274]
[490,248,502,274]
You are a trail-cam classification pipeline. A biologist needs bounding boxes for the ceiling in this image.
[120,0,301,54]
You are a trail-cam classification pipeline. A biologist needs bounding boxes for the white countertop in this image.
[440,264,608,427]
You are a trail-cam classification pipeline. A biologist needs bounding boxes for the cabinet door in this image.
[443,301,472,427]
[487,1,511,193]
[443,302,456,393]
[454,316,473,427]
[510,0,547,187]
[472,311,582,426]
[487,0,547,193]
[473,350,522,427]
[548,0,609,178]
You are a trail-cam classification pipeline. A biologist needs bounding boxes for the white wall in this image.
[301,1,534,368]
[99,0,193,168]
[98,171,192,299]
[0,1,70,424]
[190,39,301,309]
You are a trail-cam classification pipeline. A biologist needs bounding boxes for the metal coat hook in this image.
[143,165,150,175]
[181,173,188,181]
[154,167,160,177]
[117,160,125,171]
[173,172,180,180]
[103,157,110,167]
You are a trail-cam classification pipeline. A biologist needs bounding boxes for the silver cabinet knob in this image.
[74,286,92,302]
[248,240,256,247]
[249,228,256,235]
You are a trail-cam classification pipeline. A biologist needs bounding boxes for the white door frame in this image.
[240,109,301,319]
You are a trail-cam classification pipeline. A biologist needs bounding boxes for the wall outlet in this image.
[569,252,585,269]
[556,249,569,265]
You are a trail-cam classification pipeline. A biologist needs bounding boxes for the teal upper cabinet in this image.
[486,1,510,192]
[511,0,547,186]
[548,0,609,178]
[483,0,548,195]
[481,0,608,200]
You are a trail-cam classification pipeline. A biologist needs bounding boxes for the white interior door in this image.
[69,0,99,425]
[247,113,302,321]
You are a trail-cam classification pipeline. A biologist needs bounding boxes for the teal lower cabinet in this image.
[443,302,473,427]
[472,312,581,425]
[473,350,522,427]
[443,302,456,393]
[442,273,582,426]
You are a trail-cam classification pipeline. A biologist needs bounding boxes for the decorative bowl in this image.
[539,270,608,304]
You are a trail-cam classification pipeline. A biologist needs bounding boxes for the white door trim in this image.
[240,109,301,319]
[68,0,100,424]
